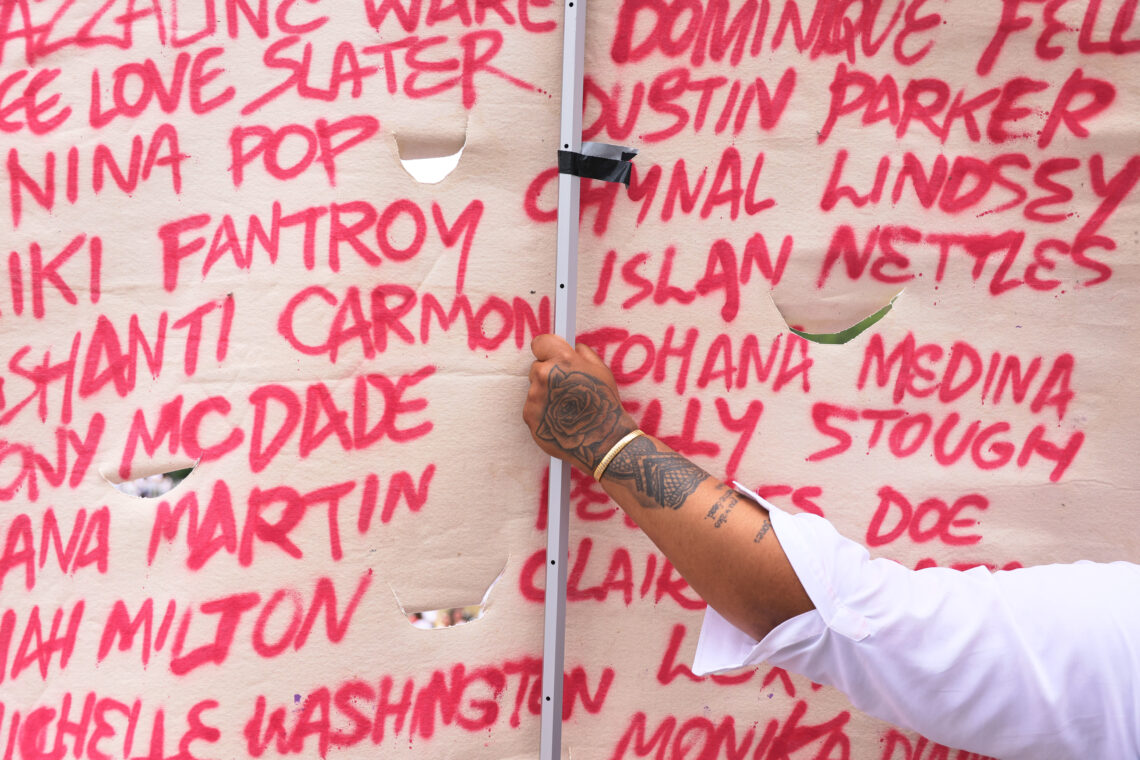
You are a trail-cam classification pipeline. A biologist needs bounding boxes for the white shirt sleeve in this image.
[692,485,1140,760]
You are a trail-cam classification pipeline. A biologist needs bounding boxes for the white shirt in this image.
[693,486,1140,760]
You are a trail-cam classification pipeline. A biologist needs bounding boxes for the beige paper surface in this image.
[0,4,560,759]
[1,1,1137,759]
[565,1,1140,757]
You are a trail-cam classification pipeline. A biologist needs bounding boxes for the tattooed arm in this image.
[523,334,813,642]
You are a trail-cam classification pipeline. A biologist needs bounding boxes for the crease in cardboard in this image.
[393,559,508,628]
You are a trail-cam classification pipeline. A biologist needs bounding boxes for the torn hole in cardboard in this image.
[784,293,900,345]
[396,126,467,184]
[396,563,505,629]
[103,460,198,498]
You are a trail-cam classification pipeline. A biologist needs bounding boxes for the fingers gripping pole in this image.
[541,0,586,755]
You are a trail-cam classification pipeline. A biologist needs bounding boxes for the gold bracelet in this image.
[594,430,645,481]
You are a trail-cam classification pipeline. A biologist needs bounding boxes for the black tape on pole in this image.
[558,141,638,186]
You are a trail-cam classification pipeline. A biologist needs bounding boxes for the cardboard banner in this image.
[558,0,1140,757]
[0,4,562,760]
[1,1,1138,759]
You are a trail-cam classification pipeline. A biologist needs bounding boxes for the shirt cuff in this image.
[692,483,869,675]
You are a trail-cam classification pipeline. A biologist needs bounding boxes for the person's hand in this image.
[523,334,638,475]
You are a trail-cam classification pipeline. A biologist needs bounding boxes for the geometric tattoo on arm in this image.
[605,436,709,510]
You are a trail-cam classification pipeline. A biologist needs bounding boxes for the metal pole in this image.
[540,0,586,754]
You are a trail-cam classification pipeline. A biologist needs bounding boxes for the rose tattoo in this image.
[536,365,625,469]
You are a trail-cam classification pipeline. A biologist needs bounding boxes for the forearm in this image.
[599,432,814,642]
[522,334,813,642]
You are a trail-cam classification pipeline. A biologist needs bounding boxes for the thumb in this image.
[532,333,573,361]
